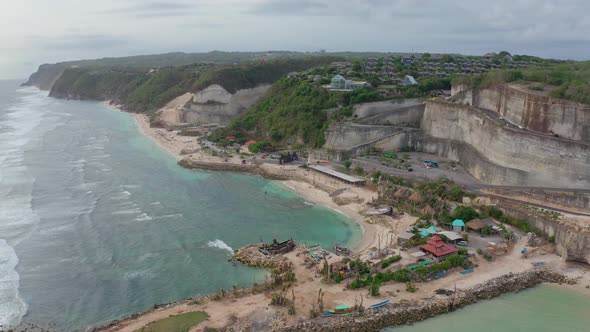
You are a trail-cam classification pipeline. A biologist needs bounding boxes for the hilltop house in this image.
[402,75,418,86]
[329,75,371,91]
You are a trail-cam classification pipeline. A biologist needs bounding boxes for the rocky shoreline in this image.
[177,158,291,180]
[279,268,573,332]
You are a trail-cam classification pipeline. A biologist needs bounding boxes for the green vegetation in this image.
[49,56,341,113]
[449,206,479,222]
[136,311,208,332]
[454,60,590,104]
[349,254,465,289]
[380,255,402,269]
[248,141,272,153]
[211,74,383,148]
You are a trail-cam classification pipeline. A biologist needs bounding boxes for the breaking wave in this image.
[0,239,27,328]
[207,239,233,253]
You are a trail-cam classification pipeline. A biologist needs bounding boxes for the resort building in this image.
[466,218,499,234]
[398,231,416,245]
[402,75,418,86]
[438,231,463,244]
[329,75,371,91]
[420,235,458,258]
[451,219,466,232]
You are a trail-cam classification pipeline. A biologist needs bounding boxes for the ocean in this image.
[384,285,590,332]
[0,81,361,331]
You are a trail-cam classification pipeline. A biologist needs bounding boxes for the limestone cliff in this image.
[182,84,270,125]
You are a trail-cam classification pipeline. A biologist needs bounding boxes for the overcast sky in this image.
[1,0,588,78]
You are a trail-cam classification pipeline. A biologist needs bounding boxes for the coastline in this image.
[95,100,590,332]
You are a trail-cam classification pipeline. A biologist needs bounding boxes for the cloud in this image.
[95,1,197,18]
[248,0,330,16]
[27,34,130,50]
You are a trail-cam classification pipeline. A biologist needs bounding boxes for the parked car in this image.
[457,241,468,246]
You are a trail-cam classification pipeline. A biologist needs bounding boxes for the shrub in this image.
[344,160,352,169]
[380,255,402,269]
[353,166,365,175]
[369,282,381,296]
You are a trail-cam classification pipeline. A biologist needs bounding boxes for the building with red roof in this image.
[244,140,257,146]
[420,235,458,258]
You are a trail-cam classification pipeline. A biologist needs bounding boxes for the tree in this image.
[452,205,479,222]
[344,160,352,169]
[422,53,431,60]
[352,59,362,72]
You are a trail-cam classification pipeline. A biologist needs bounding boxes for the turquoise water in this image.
[385,285,590,332]
[0,81,361,331]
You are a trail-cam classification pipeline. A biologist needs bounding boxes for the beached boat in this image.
[434,270,447,279]
[366,207,392,216]
[532,262,545,266]
[460,268,474,274]
[334,243,351,256]
[333,305,353,314]
[369,300,390,308]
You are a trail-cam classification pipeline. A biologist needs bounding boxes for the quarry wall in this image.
[324,123,402,150]
[352,99,425,127]
[183,84,270,125]
[420,101,590,189]
[453,84,590,141]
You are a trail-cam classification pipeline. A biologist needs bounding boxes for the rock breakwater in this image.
[279,268,572,332]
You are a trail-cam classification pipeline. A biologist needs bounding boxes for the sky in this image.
[1,0,589,79]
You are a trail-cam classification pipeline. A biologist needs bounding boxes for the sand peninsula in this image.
[98,100,590,332]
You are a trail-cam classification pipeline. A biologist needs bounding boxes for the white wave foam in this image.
[0,239,27,328]
[134,213,153,222]
[112,207,142,215]
[150,201,161,205]
[153,213,183,220]
[207,239,233,253]
[303,201,314,206]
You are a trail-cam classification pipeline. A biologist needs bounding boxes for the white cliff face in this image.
[184,84,271,125]
[420,101,590,188]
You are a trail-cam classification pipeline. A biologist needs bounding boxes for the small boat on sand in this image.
[434,270,447,279]
[532,262,545,266]
[366,207,392,216]
[334,243,351,256]
[369,300,390,308]
[460,268,474,275]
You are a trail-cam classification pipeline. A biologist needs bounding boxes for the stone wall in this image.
[280,269,571,332]
[183,84,270,125]
[465,85,590,141]
[419,101,590,188]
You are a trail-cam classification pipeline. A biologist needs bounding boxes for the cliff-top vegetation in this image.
[48,56,342,113]
[210,77,382,148]
[454,60,590,105]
